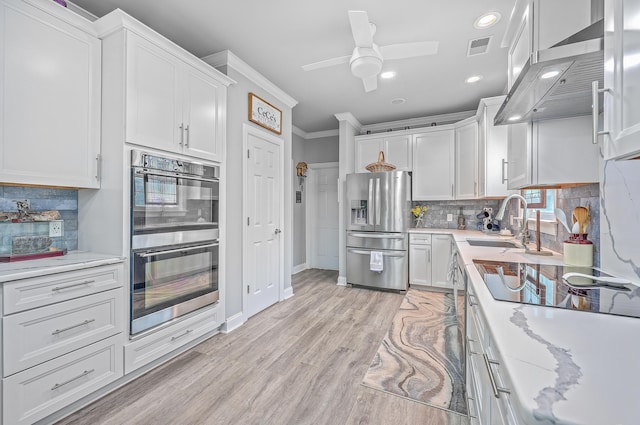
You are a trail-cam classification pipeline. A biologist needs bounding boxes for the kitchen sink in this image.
[466,239,520,248]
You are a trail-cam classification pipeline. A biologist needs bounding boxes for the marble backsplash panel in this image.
[0,186,78,251]
[600,160,640,282]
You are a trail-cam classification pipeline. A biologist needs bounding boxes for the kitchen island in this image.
[410,228,640,424]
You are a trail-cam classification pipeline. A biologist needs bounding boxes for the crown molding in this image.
[334,113,363,131]
[202,50,298,109]
[293,126,339,140]
[360,110,475,134]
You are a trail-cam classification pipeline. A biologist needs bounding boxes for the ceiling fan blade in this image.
[301,55,351,71]
[348,10,373,48]
[362,75,378,92]
[380,41,439,60]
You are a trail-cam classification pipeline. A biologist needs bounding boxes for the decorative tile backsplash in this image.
[0,186,78,251]
[411,200,502,230]
[505,184,600,266]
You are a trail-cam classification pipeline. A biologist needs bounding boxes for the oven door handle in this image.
[134,169,219,183]
[137,242,219,258]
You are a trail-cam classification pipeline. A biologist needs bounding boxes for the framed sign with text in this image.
[248,93,282,134]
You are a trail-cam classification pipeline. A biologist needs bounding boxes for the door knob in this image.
[275,228,282,234]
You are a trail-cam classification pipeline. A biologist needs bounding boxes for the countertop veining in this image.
[417,227,640,424]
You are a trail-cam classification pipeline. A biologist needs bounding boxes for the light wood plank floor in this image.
[58,269,469,425]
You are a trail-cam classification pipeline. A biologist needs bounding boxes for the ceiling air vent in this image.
[467,36,492,56]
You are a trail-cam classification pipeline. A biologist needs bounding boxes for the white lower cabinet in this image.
[409,234,453,289]
[1,262,126,425]
[124,305,220,374]
[3,334,123,425]
[466,285,519,425]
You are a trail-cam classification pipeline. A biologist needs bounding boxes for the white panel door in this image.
[409,244,431,286]
[507,123,532,189]
[603,0,640,160]
[310,166,339,270]
[0,0,101,188]
[354,137,382,172]
[383,134,412,171]
[183,65,221,161]
[455,120,478,199]
[246,126,282,318]
[431,235,453,289]
[412,129,455,200]
[126,32,182,153]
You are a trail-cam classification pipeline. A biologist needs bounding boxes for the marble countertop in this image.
[420,228,640,424]
[0,251,126,283]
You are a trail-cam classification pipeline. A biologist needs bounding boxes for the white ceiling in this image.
[72,0,516,133]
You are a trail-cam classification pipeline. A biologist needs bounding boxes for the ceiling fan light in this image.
[350,46,383,78]
[380,71,396,79]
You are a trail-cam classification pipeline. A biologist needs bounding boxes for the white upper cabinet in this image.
[354,133,412,172]
[602,0,640,160]
[455,118,478,199]
[0,0,101,188]
[507,116,600,189]
[125,32,226,162]
[507,0,591,89]
[413,127,455,200]
[477,97,515,198]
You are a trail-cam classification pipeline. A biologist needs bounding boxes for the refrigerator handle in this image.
[368,178,374,225]
[375,178,381,226]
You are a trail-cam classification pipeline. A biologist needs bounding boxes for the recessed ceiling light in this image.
[466,75,483,83]
[540,70,561,79]
[391,98,406,105]
[474,12,501,29]
[508,115,522,121]
[380,71,396,79]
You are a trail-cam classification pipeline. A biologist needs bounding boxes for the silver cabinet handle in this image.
[171,329,192,341]
[501,159,508,183]
[451,184,454,197]
[51,369,95,391]
[592,81,610,144]
[179,123,184,146]
[474,181,477,196]
[468,294,478,306]
[483,353,511,398]
[52,319,96,336]
[184,124,190,147]
[428,248,431,263]
[95,154,102,181]
[467,396,478,419]
[52,280,94,292]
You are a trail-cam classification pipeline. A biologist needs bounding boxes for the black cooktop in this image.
[473,260,640,319]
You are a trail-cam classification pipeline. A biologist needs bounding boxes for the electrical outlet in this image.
[446,213,453,222]
[49,221,63,237]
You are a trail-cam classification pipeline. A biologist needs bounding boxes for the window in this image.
[522,189,555,221]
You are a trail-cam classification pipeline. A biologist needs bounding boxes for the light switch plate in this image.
[446,213,453,222]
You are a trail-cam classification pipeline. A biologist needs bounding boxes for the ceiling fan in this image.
[301,10,439,92]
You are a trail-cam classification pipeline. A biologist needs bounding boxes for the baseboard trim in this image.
[292,263,307,274]
[221,312,246,334]
[283,286,294,299]
[337,276,347,286]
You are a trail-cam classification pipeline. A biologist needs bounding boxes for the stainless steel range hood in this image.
[494,19,604,126]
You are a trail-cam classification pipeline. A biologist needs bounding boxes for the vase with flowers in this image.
[411,205,428,228]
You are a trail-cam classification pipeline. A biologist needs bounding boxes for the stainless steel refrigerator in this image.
[346,171,411,290]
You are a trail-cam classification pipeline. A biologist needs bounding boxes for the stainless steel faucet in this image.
[495,194,529,246]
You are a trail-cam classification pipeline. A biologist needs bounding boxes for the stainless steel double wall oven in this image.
[130,150,220,335]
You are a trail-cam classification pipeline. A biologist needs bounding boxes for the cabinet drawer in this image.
[3,334,123,425]
[3,263,124,314]
[3,288,124,376]
[124,306,219,374]
[409,234,431,245]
